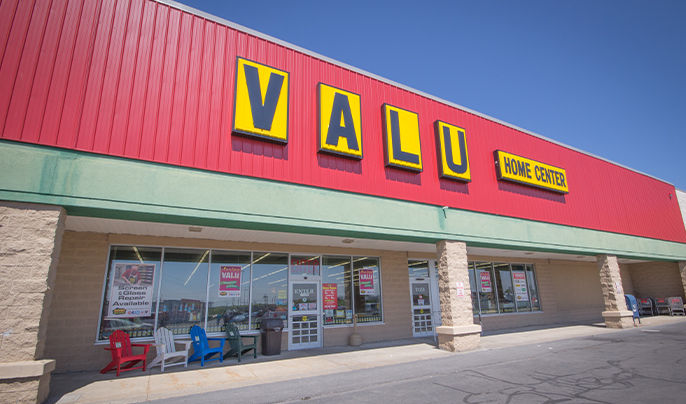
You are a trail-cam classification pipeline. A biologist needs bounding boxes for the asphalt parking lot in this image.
[151,321,686,404]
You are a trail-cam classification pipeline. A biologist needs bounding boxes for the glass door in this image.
[288,281,321,349]
[408,259,439,338]
[288,255,322,350]
[410,278,434,337]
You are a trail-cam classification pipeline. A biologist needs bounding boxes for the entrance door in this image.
[288,281,321,349]
[410,278,434,337]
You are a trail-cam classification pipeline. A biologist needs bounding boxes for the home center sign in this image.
[232,57,566,192]
[494,150,569,194]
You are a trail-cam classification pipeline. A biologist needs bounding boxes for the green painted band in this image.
[2,140,686,260]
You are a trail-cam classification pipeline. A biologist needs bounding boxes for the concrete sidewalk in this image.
[48,316,686,404]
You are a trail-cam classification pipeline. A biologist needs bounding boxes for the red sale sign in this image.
[478,270,492,293]
[323,283,338,310]
[219,266,241,297]
[359,269,375,295]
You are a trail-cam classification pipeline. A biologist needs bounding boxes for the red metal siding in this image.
[2,0,685,243]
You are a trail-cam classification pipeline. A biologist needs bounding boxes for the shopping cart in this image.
[637,297,655,316]
[667,297,685,316]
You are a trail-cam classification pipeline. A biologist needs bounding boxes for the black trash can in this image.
[260,317,284,355]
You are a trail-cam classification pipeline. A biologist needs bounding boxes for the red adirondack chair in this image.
[100,330,151,376]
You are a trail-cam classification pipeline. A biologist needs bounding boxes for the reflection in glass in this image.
[290,255,320,277]
[474,262,498,314]
[495,263,515,313]
[207,251,251,332]
[322,256,352,325]
[526,264,541,310]
[251,253,288,330]
[98,246,387,340]
[511,264,531,312]
[408,259,429,278]
[99,246,162,340]
[411,282,431,306]
[353,257,382,323]
[157,248,209,335]
[292,283,318,308]
[468,265,480,315]
[468,261,542,315]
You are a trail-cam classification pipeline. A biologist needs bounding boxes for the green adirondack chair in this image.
[224,322,257,362]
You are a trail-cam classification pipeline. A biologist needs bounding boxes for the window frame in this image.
[321,255,354,327]
[97,245,384,344]
[251,251,290,331]
[468,261,543,317]
[96,245,164,342]
[525,263,542,311]
[351,256,383,325]
[155,247,211,336]
[320,255,385,328]
[205,250,253,333]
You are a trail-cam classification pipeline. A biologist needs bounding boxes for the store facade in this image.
[1,0,686,402]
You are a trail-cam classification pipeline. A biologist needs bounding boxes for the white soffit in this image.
[64,216,645,263]
[468,247,593,263]
[64,216,436,253]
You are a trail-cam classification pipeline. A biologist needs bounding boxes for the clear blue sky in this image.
[177,0,686,190]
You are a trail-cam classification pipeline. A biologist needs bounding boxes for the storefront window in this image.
[511,264,531,312]
[408,259,430,278]
[99,247,383,341]
[157,248,209,335]
[468,261,542,315]
[468,264,480,315]
[206,251,251,332]
[322,256,353,325]
[353,257,382,323]
[250,253,288,330]
[495,263,515,313]
[290,255,320,277]
[98,246,162,340]
[526,264,541,310]
[474,262,498,314]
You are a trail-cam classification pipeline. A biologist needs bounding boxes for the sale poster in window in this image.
[323,283,338,310]
[512,271,529,301]
[478,270,492,293]
[277,289,287,306]
[359,269,375,295]
[219,266,241,297]
[107,263,155,318]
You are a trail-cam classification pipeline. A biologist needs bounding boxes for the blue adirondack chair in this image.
[188,325,224,366]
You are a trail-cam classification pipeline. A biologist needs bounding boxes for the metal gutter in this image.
[159,0,672,186]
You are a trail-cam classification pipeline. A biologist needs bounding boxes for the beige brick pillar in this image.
[435,240,480,351]
[597,254,634,328]
[0,202,65,403]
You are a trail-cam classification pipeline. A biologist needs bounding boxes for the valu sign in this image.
[232,57,567,192]
[233,58,290,143]
[318,83,363,159]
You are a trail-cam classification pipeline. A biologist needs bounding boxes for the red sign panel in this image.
[479,271,492,293]
[1,0,684,243]
[322,283,338,310]
[359,270,375,295]
[219,266,241,297]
